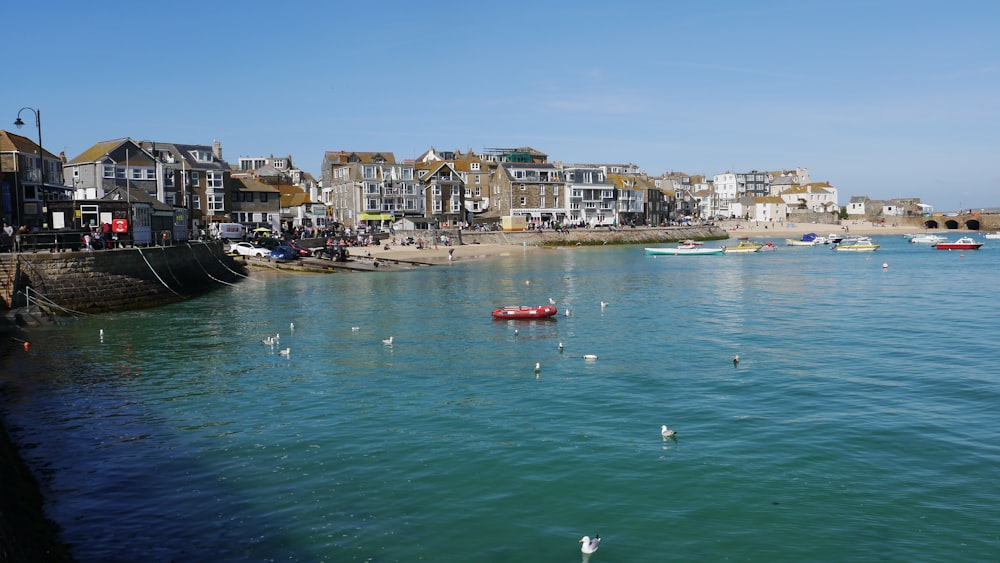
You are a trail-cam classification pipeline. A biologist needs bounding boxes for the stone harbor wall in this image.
[0,242,246,316]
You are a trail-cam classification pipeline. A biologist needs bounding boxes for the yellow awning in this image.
[358,213,394,221]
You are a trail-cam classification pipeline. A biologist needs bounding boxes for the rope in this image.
[186,243,237,286]
[135,247,182,295]
[190,242,263,283]
[157,246,185,288]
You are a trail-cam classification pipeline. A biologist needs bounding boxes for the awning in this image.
[358,213,394,221]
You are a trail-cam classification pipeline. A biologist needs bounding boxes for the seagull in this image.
[351,326,360,332]
[549,297,556,305]
[382,336,394,346]
[600,301,609,308]
[534,362,541,374]
[99,329,104,338]
[261,336,274,346]
[514,329,519,338]
[279,348,290,357]
[274,333,280,342]
[580,534,600,554]
[558,342,564,352]
[290,322,295,331]
[661,425,677,439]
[733,354,740,367]
[583,354,598,361]
[564,309,571,316]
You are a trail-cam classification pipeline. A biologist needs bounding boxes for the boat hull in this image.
[935,244,983,250]
[645,247,724,256]
[492,305,558,319]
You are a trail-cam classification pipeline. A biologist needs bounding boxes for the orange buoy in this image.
[23,341,29,351]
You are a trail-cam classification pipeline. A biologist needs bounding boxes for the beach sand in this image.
[361,221,923,264]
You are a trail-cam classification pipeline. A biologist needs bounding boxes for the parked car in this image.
[230,242,269,257]
[268,245,299,260]
[285,240,312,257]
[253,237,283,250]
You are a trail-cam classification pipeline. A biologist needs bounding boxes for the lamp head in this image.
[13,117,25,129]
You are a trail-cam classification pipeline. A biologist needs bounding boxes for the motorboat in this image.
[759,241,777,251]
[934,237,984,250]
[724,240,763,254]
[645,246,724,256]
[908,233,948,244]
[833,236,880,252]
[786,233,818,246]
[492,305,558,319]
[983,232,1000,240]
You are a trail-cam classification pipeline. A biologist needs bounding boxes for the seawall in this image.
[436,225,728,247]
[1,242,247,317]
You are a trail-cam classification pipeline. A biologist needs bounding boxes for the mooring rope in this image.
[189,241,262,283]
[135,247,182,295]
[186,243,237,286]
[157,246,185,288]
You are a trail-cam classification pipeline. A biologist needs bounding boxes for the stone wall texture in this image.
[1,242,246,315]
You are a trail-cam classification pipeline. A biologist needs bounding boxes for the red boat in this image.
[934,237,984,250]
[491,305,558,319]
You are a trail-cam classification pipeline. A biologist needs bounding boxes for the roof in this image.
[233,178,281,193]
[324,151,397,165]
[0,129,61,159]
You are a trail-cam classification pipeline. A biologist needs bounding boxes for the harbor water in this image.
[3,235,1000,561]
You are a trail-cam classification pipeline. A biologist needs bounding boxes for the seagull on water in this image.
[558,342,564,352]
[580,534,600,554]
[261,336,274,346]
[583,354,598,361]
[351,326,360,332]
[382,336,394,346]
[600,301,609,309]
[733,354,740,367]
[534,362,541,374]
[290,322,295,331]
[279,348,290,357]
[549,297,556,305]
[661,425,677,439]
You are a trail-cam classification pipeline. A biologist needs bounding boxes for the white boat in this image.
[645,246,724,256]
[833,236,880,252]
[785,238,817,246]
[983,232,1000,240]
[909,233,948,244]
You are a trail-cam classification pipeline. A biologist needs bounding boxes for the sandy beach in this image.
[360,221,923,264]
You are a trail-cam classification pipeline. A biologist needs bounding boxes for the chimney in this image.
[60,151,67,164]
[213,140,222,160]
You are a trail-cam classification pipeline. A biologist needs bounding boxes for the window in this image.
[475,187,481,197]
[72,167,80,179]
[572,189,582,198]
[363,166,375,179]
[367,198,379,210]
[520,184,526,191]
[433,200,442,212]
[193,195,201,210]
[540,195,545,207]
[260,193,268,203]
[131,168,143,180]
[433,186,441,195]
[207,170,223,188]
[208,194,225,212]
[401,168,413,180]
[519,197,526,206]
[103,165,115,179]
[471,162,480,171]
[540,186,546,196]
[145,169,156,181]
[474,174,480,184]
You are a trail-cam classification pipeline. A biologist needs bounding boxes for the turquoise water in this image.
[3,235,1000,561]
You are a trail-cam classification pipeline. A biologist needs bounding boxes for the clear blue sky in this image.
[5,0,999,210]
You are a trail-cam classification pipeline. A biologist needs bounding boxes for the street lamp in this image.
[13,107,44,226]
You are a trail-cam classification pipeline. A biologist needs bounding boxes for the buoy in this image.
[882,263,888,269]
[23,341,30,351]
[583,354,598,361]
[558,342,564,352]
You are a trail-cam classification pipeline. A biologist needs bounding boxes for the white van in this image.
[217,223,247,240]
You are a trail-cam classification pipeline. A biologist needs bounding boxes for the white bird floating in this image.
[382,336,394,346]
[549,297,556,305]
[534,362,541,374]
[733,354,740,367]
[600,301,609,308]
[564,309,571,316]
[583,354,598,361]
[661,425,677,439]
[558,342,564,352]
[279,348,290,357]
[351,326,360,332]
[261,336,274,346]
[580,534,601,554]
[290,322,295,331]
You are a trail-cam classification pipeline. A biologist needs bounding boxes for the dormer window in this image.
[470,162,481,171]
[190,150,213,162]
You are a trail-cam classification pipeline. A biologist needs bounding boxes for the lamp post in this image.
[13,107,43,227]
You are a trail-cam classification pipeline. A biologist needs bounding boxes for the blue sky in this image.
[5,0,999,210]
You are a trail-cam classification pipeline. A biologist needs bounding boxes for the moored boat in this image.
[492,305,558,319]
[645,246,724,256]
[934,237,984,250]
[833,236,880,252]
[786,232,818,246]
[909,233,948,244]
[983,232,1000,240]
[724,240,763,254]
